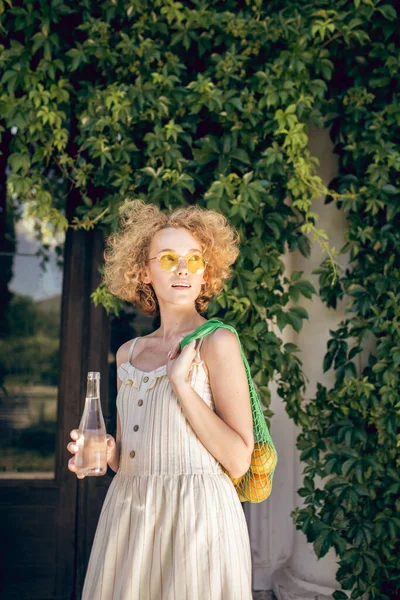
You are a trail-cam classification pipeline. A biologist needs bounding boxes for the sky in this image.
[8,215,65,302]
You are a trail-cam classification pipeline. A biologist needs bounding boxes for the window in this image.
[0,209,64,479]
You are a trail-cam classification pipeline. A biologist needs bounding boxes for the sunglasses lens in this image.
[159,253,178,271]
[187,253,205,274]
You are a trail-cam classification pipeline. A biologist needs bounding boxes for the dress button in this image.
[143,376,149,383]
[138,399,143,406]
[129,450,135,458]
[133,425,139,432]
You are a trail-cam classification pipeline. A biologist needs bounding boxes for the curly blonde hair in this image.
[103,199,240,316]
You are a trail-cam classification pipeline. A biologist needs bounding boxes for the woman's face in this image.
[142,227,207,307]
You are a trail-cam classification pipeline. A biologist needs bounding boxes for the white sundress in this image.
[81,335,253,600]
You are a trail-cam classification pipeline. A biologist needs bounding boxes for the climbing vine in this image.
[0,1,398,597]
[291,5,400,597]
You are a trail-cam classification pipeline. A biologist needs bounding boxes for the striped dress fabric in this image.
[81,336,253,600]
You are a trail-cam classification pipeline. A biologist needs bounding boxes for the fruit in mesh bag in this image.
[250,442,277,476]
[247,472,272,502]
[223,442,276,502]
[222,468,245,492]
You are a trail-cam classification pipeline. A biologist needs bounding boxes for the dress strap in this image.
[195,336,205,361]
[127,337,141,362]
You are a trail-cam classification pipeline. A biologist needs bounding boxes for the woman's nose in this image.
[176,257,188,273]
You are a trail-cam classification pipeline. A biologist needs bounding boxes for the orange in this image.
[250,443,277,476]
[247,472,272,502]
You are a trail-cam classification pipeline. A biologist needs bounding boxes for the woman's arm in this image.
[170,328,254,479]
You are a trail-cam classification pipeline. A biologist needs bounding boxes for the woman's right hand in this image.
[67,429,85,479]
[67,429,118,478]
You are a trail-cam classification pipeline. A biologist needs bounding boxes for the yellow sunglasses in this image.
[148,250,207,274]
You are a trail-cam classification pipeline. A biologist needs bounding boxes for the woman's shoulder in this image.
[116,337,139,366]
[202,326,238,351]
[201,325,240,370]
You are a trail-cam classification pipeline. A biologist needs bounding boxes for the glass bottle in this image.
[75,371,107,477]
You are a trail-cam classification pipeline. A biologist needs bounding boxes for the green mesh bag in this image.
[180,318,277,503]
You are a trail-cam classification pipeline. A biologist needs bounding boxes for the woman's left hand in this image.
[166,338,198,387]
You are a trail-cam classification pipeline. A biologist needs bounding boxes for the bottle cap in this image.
[87,371,101,379]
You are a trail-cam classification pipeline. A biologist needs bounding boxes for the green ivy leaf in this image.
[289,306,309,319]
[314,531,333,558]
[333,592,348,600]
[376,5,397,21]
[381,184,398,195]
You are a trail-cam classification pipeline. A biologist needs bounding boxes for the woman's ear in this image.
[142,265,152,285]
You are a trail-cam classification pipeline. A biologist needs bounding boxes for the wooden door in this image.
[0,226,111,600]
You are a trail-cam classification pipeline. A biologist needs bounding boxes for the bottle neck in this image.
[86,378,100,398]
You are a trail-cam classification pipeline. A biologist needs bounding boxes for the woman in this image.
[68,199,254,599]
